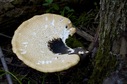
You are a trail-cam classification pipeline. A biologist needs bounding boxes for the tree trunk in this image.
[88,0,127,84]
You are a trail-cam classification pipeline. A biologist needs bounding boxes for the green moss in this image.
[88,34,117,84]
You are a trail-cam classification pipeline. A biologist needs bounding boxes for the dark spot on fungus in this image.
[65,25,68,28]
[48,38,71,54]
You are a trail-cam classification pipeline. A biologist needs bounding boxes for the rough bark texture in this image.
[88,0,127,84]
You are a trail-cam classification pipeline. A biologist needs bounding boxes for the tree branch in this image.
[76,28,94,42]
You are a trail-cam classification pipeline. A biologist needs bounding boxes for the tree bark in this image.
[88,0,127,84]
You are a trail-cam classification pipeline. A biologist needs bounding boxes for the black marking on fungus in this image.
[65,25,68,28]
[48,38,70,54]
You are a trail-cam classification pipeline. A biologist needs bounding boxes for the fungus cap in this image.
[12,13,80,73]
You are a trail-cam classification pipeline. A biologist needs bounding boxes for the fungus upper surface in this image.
[12,13,79,73]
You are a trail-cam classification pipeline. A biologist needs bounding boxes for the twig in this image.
[88,27,99,56]
[76,28,99,56]
[0,33,12,39]
[8,63,27,67]
[0,47,13,84]
[76,28,94,42]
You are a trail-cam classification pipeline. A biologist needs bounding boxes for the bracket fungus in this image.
[12,13,86,73]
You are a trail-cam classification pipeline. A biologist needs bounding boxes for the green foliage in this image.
[0,70,22,84]
[43,0,53,6]
[43,0,75,18]
[43,0,59,13]
[74,9,98,27]
[60,6,74,16]
[77,11,94,26]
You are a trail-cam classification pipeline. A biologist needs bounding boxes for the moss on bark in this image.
[88,0,126,84]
